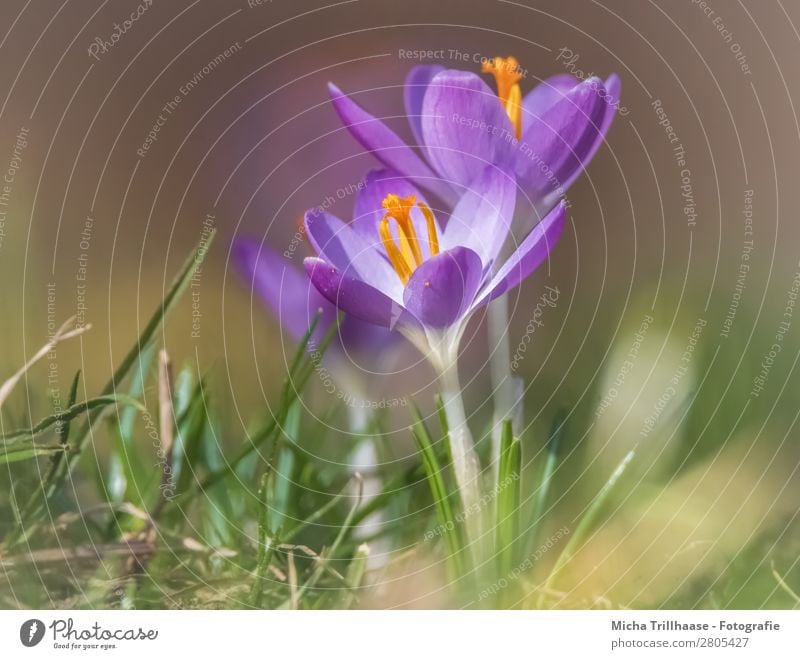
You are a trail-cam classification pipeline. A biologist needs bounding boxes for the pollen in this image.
[482,56,524,139]
[380,193,441,285]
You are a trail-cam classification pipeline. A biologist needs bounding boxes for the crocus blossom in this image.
[302,165,565,524]
[329,56,619,213]
[233,238,393,356]
[303,166,566,370]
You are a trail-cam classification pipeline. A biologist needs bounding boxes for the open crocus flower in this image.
[233,238,394,354]
[303,167,565,371]
[234,238,334,345]
[303,167,565,523]
[329,56,619,213]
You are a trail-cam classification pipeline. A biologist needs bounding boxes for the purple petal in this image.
[233,238,335,342]
[304,208,404,302]
[305,257,414,330]
[328,83,456,205]
[403,247,483,329]
[338,315,398,354]
[404,65,444,146]
[560,74,621,191]
[521,74,578,127]
[440,165,516,266]
[351,169,441,260]
[472,201,567,309]
[516,77,609,197]
[420,70,517,186]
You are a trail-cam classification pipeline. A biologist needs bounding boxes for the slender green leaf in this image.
[281,474,364,608]
[349,458,428,528]
[0,394,144,442]
[43,371,81,497]
[772,561,800,605]
[249,470,278,608]
[410,404,466,579]
[56,371,81,444]
[104,349,155,507]
[525,410,566,562]
[537,449,635,608]
[272,400,300,532]
[281,477,351,544]
[338,543,370,609]
[118,347,156,443]
[0,444,68,464]
[495,419,521,584]
[173,377,209,496]
[63,231,214,475]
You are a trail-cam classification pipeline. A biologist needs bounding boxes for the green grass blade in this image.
[196,310,337,493]
[249,469,278,608]
[338,543,370,609]
[349,457,431,528]
[281,477,351,544]
[0,394,145,442]
[525,410,566,561]
[104,348,155,507]
[537,448,635,608]
[173,377,209,497]
[281,474,364,608]
[409,404,466,579]
[495,419,521,585]
[62,231,214,477]
[771,561,800,605]
[119,347,156,442]
[56,370,81,443]
[0,444,69,464]
[7,231,214,549]
[271,400,300,532]
[43,370,81,496]
[110,233,215,397]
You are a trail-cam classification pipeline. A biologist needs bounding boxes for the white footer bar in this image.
[0,610,796,657]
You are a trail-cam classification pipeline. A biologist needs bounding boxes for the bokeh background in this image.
[1,0,799,608]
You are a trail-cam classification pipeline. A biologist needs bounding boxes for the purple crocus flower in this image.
[234,238,333,344]
[302,166,565,523]
[302,166,566,368]
[328,56,619,213]
[233,237,395,361]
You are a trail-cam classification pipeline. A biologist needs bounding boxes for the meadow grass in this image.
[1,236,798,610]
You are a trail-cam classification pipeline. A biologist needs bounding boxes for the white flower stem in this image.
[488,295,516,474]
[439,356,482,543]
[401,326,484,549]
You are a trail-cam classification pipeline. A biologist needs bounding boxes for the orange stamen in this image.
[482,56,524,139]
[382,194,423,266]
[379,215,413,284]
[418,201,440,256]
[379,194,442,284]
[506,83,522,140]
